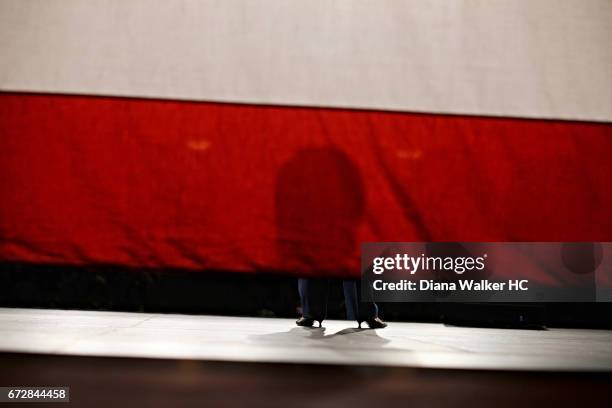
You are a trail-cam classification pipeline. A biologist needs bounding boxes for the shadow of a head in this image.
[275,147,365,272]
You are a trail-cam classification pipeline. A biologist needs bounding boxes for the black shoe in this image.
[358,317,387,329]
[296,316,322,327]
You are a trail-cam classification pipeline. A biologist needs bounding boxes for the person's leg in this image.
[298,278,330,325]
[342,279,378,322]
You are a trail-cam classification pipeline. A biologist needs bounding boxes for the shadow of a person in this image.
[275,147,382,327]
[248,325,391,370]
[249,326,390,347]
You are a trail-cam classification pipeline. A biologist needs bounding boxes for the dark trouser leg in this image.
[342,279,378,322]
[298,278,330,321]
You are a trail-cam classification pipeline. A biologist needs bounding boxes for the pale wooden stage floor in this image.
[1,308,611,372]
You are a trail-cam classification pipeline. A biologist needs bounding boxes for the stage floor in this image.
[1,308,612,372]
